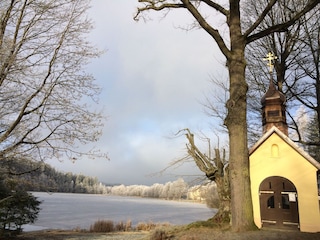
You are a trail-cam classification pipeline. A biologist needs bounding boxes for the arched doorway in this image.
[259,176,299,230]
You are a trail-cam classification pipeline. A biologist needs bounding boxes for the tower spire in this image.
[261,52,288,135]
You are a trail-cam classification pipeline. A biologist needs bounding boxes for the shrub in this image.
[114,221,123,231]
[136,221,156,231]
[150,228,168,240]
[0,191,41,234]
[136,221,170,231]
[89,219,171,233]
[114,219,132,231]
[89,220,114,232]
[125,219,132,231]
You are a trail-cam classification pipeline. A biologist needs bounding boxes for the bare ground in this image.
[171,228,320,240]
[12,226,320,240]
[14,230,149,240]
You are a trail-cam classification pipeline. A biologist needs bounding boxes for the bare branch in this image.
[199,0,229,16]
[181,0,230,59]
[0,196,13,204]
[134,0,231,59]
[0,0,105,162]
[244,0,277,38]
[246,0,320,44]
[134,0,185,21]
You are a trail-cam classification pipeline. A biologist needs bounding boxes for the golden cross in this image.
[263,52,277,73]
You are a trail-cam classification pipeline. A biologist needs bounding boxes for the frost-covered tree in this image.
[293,106,310,143]
[170,178,188,199]
[111,184,127,196]
[150,183,164,198]
[160,181,172,199]
[187,182,219,208]
[305,114,320,162]
[0,0,104,164]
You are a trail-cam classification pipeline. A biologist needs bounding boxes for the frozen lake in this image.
[25,192,216,231]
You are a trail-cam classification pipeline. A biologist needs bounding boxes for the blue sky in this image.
[50,0,228,185]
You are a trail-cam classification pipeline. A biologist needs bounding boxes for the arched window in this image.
[271,144,279,157]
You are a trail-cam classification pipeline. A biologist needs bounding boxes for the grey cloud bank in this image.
[49,0,226,185]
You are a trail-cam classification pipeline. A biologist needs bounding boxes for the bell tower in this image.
[261,53,288,136]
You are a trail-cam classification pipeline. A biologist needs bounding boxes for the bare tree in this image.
[290,6,320,145]
[134,0,319,231]
[245,1,320,147]
[0,0,105,164]
[305,113,320,161]
[176,128,230,224]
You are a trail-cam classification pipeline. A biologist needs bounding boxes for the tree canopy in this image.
[245,1,320,147]
[0,0,105,163]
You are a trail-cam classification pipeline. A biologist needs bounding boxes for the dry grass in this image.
[150,228,168,240]
[89,219,134,233]
[89,220,114,233]
[88,219,169,233]
[173,227,320,240]
[114,220,132,232]
[14,226,320,240]
[13,220,320,240]
[15,230,149,240]
[150,221,320,240]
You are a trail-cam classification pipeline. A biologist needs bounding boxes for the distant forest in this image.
[2,158,217,207]
[2,158,106,194]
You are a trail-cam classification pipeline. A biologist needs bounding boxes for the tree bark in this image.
[225,54,255,231]
[213,173,231,224]
[224,1,255,230]
[225,54,255,230]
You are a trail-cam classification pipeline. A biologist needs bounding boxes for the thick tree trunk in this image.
[223,0,256,231]
[211,173,231,225]
[225,54,255,231]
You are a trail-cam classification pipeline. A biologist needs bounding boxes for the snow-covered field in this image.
[24,192,216,231]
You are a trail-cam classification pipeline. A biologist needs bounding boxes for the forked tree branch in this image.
[246,0,320,44]
[135,0,319,53]
[181,0,231,58]
[199,0,229,16]
[178,128,227,181]
[134,0,185,21]
[244,0,277,38]
[135,0,231,59]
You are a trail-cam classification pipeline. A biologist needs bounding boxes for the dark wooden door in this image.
[259,176,299,230]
